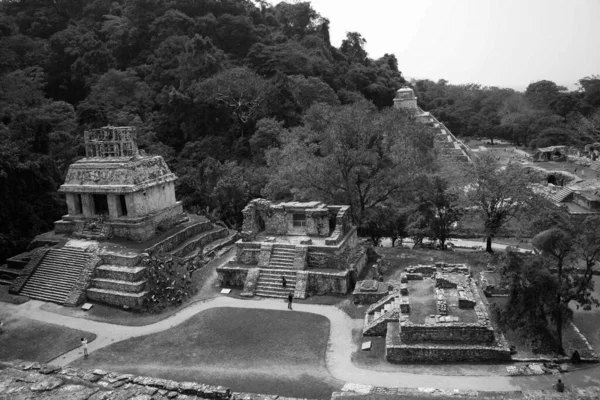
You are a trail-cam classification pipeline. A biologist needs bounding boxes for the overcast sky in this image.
[269,0,600,91]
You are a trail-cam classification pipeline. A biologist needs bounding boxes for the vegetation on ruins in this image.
[141,254,197,313]
[460,154,537,252]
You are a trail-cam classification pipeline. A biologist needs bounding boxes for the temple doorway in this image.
[548,175,557,185]
[93,194,109,215]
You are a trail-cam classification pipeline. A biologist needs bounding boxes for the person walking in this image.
[287,292,293,310]
[81,337,88,358]
[281,276,287,288]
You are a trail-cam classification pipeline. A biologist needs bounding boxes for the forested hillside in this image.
[1,0,599,264]
[412,77,600,147]
[0,0,407,262]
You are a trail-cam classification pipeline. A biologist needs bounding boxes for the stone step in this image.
[86,288,147,309]
[256,283,296,291]
[19,248,89,304]
[267,262,295,268]
[25,275,79,287]
[21,282,72,295]
[95,265,146,282]
[270,255,295,261]
[258,276,297,284]
[21,286,70,303]
[91,278,146,293]
[259,269,297,276]
[254,288,291,298]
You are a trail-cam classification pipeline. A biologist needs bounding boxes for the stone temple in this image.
[217,199,368,299]
[55,126,182,241]
[357,263,511,363]
[0,126,236,309]
[394,87,472,164]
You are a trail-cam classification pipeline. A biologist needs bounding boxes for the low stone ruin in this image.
[362,261,511,363]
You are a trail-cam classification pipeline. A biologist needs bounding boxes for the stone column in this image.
[65,193,76,216]
[107,194,120,219]
[125,193,137,217]
[81,194,95,217]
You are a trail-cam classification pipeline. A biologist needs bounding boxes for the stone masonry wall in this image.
[235,242,261,265]
[306,270,350,295]
[399,323,495,344]
[386,343,512,363]
[216,265,249,287]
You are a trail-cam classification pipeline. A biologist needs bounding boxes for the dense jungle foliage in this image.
[1,0,599,264]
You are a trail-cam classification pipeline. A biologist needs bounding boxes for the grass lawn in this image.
[70,307,342,398]
[0,314,96,363]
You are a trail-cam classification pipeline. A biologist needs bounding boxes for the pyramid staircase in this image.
[20,248,90,304]
[363,293,402,336]
[551,187,574,203]
[255,244,298,298]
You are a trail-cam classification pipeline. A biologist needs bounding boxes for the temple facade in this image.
[55,126,183,241]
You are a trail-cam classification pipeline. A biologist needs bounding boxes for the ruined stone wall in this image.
[307,228,358,270]
[8,248,49,294]
[234,242,261,265]
[306,270,350,295]
[263,209,288,235]
[305,210,329,236]
[386,343,511,363]
[131,182,176,216]
[216,265,249,287]
[399,323,495,344]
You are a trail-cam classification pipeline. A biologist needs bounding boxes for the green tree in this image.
[264,100,435,225]
[461,154,535,252]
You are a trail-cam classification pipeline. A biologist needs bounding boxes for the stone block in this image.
[400,284,408,296]
[400,297,410,313]
[406,273,423,280]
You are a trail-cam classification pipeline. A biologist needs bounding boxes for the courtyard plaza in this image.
[3,242,600,399]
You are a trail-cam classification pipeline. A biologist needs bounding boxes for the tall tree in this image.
[461,154,535,252]
[264,100,435,225]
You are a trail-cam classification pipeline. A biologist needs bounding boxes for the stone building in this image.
[55,126,182,242]
[0,126,235,309]
[217,199,367,299]
[359,263,511,363]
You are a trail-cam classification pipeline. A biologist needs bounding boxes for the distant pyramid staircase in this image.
[255,244,298,298]
[551,187,574,203]
[20,248,90,304]
[590,161,600,172]
[363,293,402,336]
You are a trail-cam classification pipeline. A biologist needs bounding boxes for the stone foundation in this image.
[386,323,511,363]
[216,265,249,287]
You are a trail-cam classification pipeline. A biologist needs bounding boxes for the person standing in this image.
[281,276,287,288]
[0,321,4,335]
[287,292,293,310]
[81,338,88,358]
[556,379,564,392]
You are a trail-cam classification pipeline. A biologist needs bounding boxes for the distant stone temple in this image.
[217,199,367,299]
[394,87,472,163]
[0,126,235,309]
